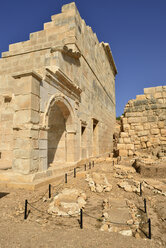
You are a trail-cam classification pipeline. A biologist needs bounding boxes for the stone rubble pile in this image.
[114,164,136,179]
[142,180,166,196]
[85,172,112,193]
[117,180,141,194]
[48,188,86,216]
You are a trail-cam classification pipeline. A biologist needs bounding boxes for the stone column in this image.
[66,131,76,162]
[12,72,41,174]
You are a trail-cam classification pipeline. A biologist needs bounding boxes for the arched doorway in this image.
[45,95,75,166]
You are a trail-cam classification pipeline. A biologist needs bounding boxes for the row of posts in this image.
[24,160,151,239]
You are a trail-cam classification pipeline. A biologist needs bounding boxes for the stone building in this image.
[0,2,117,180]
[117,86,166,157]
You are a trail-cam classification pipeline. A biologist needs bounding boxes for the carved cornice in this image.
[12,70,42,81]
[101,42,117,76]
[50,45,81,59]
[44,66,82,101]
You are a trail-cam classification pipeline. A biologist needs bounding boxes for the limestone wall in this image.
[0,2,117,174]
[117,86,166,157]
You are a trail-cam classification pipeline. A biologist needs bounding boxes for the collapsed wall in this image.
[117,86,166,158]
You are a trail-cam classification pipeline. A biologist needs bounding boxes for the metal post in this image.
[144,198,147,213]
[89,162,91,169]
[92,161,94,167]
[49,184,51,198]
[74,168,76,178]
[80,209,83,229]
[140,182,142,197]
[24,199,28,220]
[84,164,86,171]
[112,160,114,166]
[148,218,151,239]
[65,173,67,183]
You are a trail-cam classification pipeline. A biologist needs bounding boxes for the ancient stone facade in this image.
[117,86,166,157]
[0,3,117,176]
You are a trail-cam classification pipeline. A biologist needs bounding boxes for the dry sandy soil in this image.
[0,159,165,248]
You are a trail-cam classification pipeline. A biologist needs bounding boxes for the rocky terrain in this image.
[0,157,166,248]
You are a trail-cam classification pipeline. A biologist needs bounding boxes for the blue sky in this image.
[0,0,166,116]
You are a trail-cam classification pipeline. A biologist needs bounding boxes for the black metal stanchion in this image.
[65,173,67,183]
[112,160,114,166]
[144,198,147,213]
[24,199,28,220]
[84,164,86,171]
[89,162,91,169]
[80,209,83,229]
[140,182,142,197]
[74,168,76,178]
[148,218,151,239]
[49,184,51,198]
[92,161,94,167]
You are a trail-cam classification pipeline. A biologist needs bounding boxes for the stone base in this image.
[0,154,114,190]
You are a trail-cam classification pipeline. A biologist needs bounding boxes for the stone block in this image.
[161,129,166,136]
[147,141,151,147]
[126,144,134,150]
[120,132,128,138]
[144,87,156,94]
[137,131,148,137]
[122,118,128,124]
[119,149,128,157]
[14,76,40,96]
[140,136,148,142]
[123,124,130,131]
[143,123,150,130]
[147,116,158,122]
[136,95,146,100]
[128,117,141,123]
[128,130,135,136]
[128,150,134,156]
[123,138,131,144]
[14,94,39,111]
[155,86,163,92]
[117,144,126,150]
[154,92,162,99]
[151,129,159,135]
[39,139,47,149]
[134,125,143,131]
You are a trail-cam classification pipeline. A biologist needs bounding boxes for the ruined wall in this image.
[117,86,166,157]
[0,2,117,173]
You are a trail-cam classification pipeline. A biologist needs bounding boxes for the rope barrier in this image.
[23,159,152,238]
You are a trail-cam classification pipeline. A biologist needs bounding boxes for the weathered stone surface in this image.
[0,2,117,175]
[117,86,166,159]
[86,173,112,193]
[48,188,87,216]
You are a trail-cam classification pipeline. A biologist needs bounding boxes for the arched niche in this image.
[43,94,76,166]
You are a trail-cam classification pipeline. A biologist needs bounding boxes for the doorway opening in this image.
[92,119,99,156]
[47,100,72,166]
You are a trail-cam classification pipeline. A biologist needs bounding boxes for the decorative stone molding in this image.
[50,44,81,59]
[101,42,117,76]
[42,93,76,132]
[12,70,42,81]
[44,66,82,101]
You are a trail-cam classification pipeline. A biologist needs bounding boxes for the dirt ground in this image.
[0,160,165,248]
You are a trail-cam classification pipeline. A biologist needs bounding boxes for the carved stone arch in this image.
[43,93,76,132]
[42,93,77,165]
